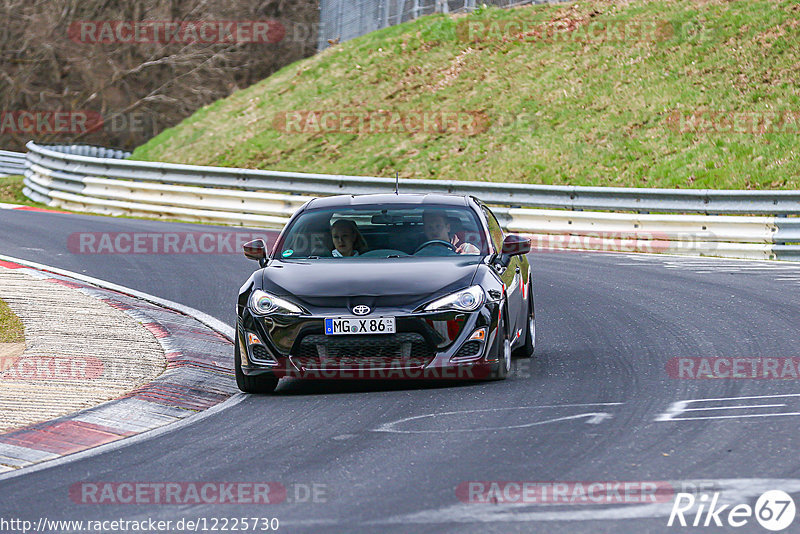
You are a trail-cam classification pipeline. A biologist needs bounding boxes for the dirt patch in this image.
[431,47,475,92]
[0,343,25,372]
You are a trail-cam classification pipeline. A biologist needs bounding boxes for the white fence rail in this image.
[19,142,800,261]
[0,150,26,177]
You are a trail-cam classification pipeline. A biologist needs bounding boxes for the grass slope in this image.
[0,175,52,208]
[133,0,800,189]
[0,298,23,343]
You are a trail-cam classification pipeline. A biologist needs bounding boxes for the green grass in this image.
[0,176,52,209]
[132,0,799,189]
[0,298,23,344]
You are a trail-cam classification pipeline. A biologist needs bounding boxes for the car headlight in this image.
[424,285,485,312]
[249,290,305,315]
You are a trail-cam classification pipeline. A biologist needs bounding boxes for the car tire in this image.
[235,342,279,394]
[490,309,511,380]
[514,279,535,359]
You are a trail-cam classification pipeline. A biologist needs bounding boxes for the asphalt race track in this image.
[2,209,800,533]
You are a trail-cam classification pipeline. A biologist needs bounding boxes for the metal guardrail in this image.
[19,142,800,261]
[24,142,800,215]
[40,145,132,160]
[505,209,799,261]
[0,150,26,177]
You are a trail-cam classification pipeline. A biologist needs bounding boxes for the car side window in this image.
[482,207,504,252]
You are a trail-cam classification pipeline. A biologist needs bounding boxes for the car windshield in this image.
[276,204,488,259]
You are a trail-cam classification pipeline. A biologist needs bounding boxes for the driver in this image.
[421,211,480,254]
[303,217,334,257]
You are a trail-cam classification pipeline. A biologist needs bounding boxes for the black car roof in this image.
[305,193,470,210]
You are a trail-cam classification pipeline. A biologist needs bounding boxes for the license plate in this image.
[325,317,395,335]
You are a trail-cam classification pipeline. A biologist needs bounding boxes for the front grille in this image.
[250,344,276,364]
[453,340,483,360]
[291,333,435,370]
[251,345,270,360]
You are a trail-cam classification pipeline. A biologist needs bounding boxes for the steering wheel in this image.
[414,240,457,255]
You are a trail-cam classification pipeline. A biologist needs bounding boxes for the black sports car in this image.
[235,194,534,393]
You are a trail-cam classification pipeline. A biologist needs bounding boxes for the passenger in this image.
[331,219,367,257]
[421,211,480,254]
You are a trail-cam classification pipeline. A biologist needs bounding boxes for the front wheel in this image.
[235,342,279,394]
[514,281,535,358]
[490,311,511,380]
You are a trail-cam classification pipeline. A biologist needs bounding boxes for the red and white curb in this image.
[0,256,241,478]
[0,202,68,214]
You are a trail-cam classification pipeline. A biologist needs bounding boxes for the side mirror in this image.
[243,239,267,267]
[497,234,531,267]
[502,234,531,256]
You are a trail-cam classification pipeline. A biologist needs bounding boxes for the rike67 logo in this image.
[668,490,796,531]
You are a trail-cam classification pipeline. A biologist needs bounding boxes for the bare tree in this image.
[0,0,319,150]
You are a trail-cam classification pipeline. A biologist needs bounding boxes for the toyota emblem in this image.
[352,305,371,316]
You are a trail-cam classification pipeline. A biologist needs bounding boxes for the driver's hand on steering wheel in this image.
[450,234,479,255]
[455,242,480,254]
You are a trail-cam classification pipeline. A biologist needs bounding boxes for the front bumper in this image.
[237,304,501,380]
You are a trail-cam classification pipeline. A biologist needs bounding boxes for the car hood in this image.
[261,257,481,310]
